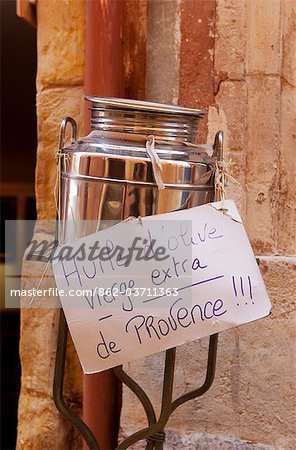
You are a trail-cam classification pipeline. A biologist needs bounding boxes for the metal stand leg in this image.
[53,309,218,450]
[115,334,218,450]
[53,313,218,450]
[171,333,218,412]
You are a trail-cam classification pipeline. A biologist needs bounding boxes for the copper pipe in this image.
[84,0,124,128]
[83,1,124,448]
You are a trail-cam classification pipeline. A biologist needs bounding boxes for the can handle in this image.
[58,117,77,150]
[213,130,224,162]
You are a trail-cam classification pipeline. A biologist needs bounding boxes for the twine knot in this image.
[146,431,166,444]
[217,160,227,170]
[214,158,239,202]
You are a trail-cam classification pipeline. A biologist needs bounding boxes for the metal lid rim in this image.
[85,96,207,117]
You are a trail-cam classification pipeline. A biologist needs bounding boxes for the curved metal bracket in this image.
[115,334,218,450]
[213,130,224,162]
[53,321,218,450]
[113,366,156,428]
[58,117,77,150]
[171,333,218,412]
[116,348,176,450]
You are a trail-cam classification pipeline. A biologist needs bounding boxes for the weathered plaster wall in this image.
[16,0,295,449]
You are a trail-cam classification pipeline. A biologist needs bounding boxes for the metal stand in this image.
[54,309,218,450]
[53,126,224,449]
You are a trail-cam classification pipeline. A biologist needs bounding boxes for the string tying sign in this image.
[52,200,272,374]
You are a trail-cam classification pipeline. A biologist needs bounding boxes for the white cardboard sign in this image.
[52,200,272,374]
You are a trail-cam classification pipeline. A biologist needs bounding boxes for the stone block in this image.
[215,0,247,80]
[35,86,84,219]
[276,81,296,255]
[36,0,85,88]
[120,430,275,450]
[276,1,296,255]
[17,391,69,450]
[17,390,82,450]
[245,75,281,254]
[17,226,83,450]
[281,0,296,86]
[247,0,281,75]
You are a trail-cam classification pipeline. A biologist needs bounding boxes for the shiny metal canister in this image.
[58,97,220,241]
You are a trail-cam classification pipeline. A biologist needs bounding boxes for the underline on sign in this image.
[142,275,225,304]
[99,314,113,321]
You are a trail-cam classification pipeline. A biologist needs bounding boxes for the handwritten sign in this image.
[52,200,272,374]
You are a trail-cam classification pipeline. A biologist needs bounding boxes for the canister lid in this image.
[85,97,206,117]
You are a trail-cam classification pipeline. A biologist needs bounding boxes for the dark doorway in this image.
[1,1,37,448]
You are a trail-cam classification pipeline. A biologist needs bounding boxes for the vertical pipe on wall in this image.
[84,1,124,448]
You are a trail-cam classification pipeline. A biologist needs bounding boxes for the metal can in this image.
[58,97,220,240]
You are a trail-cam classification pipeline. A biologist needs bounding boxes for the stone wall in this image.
[121,1,296,449]
[16,1,85,448]
[17,0,295,449]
